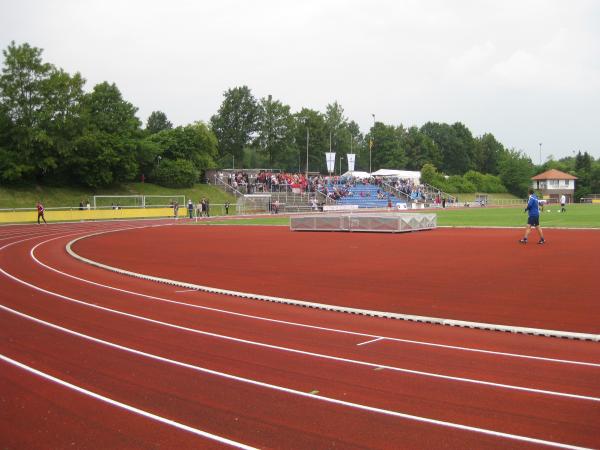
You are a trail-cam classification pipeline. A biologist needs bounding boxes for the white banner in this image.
[325,152,336,173]
[347,153,356,172]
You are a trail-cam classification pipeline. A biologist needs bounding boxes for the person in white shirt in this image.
[560,194,566,213]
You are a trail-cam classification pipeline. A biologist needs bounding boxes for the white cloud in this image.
[0,0,598,159]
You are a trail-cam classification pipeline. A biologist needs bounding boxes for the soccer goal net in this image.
[238,194,272,215]
[92,195,185,209]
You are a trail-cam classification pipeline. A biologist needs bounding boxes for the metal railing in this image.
[421,183,457,203]
[381,181,411,203]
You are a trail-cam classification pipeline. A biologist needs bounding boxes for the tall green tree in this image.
[145,110,172,134]
[0,41,85,183]
[368,122,406,170]
[420,122,476,175]
[256,94,295,168]
[402,126,442,170]
[498,149,534,197]
[69,82,141,187]
[148,122,218,180]
[210,86,259,165]
[293,109,328,174]
[474,133,504,175]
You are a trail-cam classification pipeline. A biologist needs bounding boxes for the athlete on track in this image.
[36,201,47,224]
[519,189,545,244]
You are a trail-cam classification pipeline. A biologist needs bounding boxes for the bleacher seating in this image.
[327,183,406,208]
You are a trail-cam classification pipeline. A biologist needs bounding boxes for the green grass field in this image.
[206,204,600,228]
[0,182,235,209]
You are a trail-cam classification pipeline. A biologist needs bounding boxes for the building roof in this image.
[531,169,578,180]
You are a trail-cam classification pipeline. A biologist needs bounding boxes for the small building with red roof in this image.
[531,169,577,203]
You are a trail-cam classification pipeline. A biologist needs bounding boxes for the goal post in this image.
[142,195,186,207]
[238,194,272,215]
[92,194,185,209]
[93,195,143,209]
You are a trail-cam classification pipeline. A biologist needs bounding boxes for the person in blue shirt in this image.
[519,188,545,244]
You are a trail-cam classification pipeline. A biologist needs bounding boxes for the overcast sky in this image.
[1,0,599,162]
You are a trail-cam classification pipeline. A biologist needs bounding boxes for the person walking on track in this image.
[36,201,47,224]
[519,189,545,244]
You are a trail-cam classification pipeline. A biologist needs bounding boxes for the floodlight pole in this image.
[303,118,310,178]
[539,142,542,166]
[370,114,375,174]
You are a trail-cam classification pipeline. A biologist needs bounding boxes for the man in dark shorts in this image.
[519,188,545,244]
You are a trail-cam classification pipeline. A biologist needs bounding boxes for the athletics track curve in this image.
[71,224,600,335]
[1,220,599,449]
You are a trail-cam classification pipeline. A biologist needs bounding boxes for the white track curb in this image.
[65,228,600,342]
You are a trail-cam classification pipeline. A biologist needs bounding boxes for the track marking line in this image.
[0,307,592,450]
[28,236,600,369]
[64,230,600,342]
[175,289,197,293]
[357,337,385,346]
[1,266,599,404]
[0,354,257,449]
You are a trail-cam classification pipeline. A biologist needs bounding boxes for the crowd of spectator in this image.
[214,170,450,205]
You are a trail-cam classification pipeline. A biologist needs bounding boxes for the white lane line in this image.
[357,337,385,346]
[0,306,591,450]
[2,262,599,404]
[66,229,600,342]
[0,353,257,450]
[30,237,600,369]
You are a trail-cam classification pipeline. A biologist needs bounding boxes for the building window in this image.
[550,179,559,187]
[563,180,570,187]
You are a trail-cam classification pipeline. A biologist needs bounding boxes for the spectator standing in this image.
[187,199,194,219]
[173,201,179,219]
[224,201,230,215]
[36,201,47,224]
[519,189,545,244]
[560,194,566,213]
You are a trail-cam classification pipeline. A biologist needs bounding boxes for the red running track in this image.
[73,225,600,334]
[1,221,599,449]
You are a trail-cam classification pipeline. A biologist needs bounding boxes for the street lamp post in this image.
[303,118,310,178]
[539,143,542,166]
[370,114,375,174]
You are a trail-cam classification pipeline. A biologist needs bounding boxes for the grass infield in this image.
[205,204,600,228]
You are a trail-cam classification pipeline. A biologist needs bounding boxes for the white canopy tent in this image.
[341,170,371,179]
[370,169,421,183]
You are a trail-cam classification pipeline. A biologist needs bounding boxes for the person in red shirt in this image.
[36,201,47,224]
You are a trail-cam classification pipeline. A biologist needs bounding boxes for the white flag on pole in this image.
[347,153,356,172]
[325,152,336,173]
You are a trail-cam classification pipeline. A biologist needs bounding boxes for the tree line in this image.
[1,41,598,198]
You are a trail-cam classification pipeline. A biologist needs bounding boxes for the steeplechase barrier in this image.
[290,212,437,233]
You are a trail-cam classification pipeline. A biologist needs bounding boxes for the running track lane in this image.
[1,223,600,445]
[71,225,600,334]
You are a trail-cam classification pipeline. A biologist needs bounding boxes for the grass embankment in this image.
[0,183,235,209]
[207,204,600,228]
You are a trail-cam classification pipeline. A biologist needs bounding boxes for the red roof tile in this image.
[531,169,578,180]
